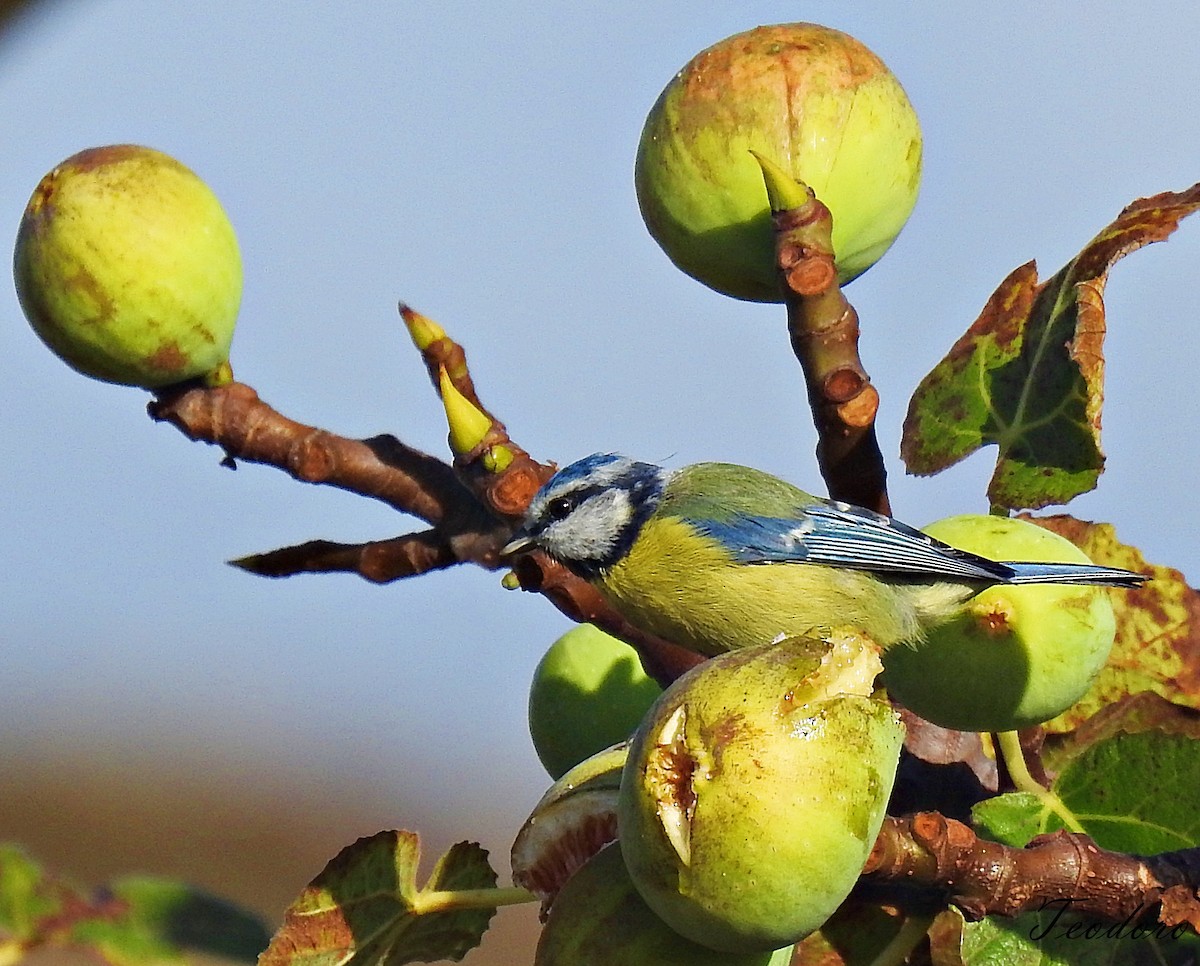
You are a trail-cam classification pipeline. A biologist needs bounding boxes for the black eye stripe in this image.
[539,483,604,522]
[540,467,667,524]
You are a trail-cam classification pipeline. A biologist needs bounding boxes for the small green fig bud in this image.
[618,631,904,952]
[881,515,1118,732]
[636,23,922,302]
[536,842,794,966]
[529,625,662,779]
[14,144,242,388]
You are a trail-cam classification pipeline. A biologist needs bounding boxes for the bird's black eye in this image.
[546,496,575,521]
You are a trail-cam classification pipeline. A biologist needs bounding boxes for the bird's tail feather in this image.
[1001,561,1145,589]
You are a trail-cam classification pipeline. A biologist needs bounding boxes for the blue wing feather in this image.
[686,501,1015,582]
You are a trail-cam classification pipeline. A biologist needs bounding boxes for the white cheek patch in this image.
[543,488,634,562]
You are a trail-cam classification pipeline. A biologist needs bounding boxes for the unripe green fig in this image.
[529,624,662,779]
[636,23,921,302]
[618,631,904,953]
[536,842,794,966]
[14,144,242,388]
[881,515,1118,733]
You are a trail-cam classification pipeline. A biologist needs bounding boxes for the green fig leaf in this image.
[259,830,500,966]
[965,791,1047,849]
[975,729,1200,852]
[955,725,1200,966]
[1023,516,1200,732]
[1043,693,1200,776]
[902,184,1200,510]
[931,905,1200,966]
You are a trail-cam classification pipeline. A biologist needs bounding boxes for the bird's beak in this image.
[501,534,533,556]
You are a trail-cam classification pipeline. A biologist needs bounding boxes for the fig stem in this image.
[866,912,936,966]
[411,886,537,914]
[996,730,1085,834]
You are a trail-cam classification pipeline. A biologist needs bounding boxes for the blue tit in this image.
[502,453,1145,657]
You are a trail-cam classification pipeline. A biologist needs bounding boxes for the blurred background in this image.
[2,2,1198,961]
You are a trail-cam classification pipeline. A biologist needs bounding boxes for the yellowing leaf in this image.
[902,185,1200,510]
[260,830,499,966]
[1025,516,1200,732]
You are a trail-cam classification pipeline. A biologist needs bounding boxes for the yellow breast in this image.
[598,515,924,655]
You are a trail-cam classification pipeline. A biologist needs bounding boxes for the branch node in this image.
[838,383,881,428]
[823,367,868,403]
[483,461,551,518]
[291,430,339,482]
[785,252,838,294]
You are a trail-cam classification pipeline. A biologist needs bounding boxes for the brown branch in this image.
[146,319,700,690]
[232,530,469,582]
[148,379,515,579]
[397,308,713,688]
[772,197,890,513]
[864,812,1200,931]
[148,382,473,526]
[399,309,705,686]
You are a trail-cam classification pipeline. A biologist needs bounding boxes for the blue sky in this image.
[3,0,1198,932]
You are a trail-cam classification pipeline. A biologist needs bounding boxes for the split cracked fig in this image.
[617,630,905,953]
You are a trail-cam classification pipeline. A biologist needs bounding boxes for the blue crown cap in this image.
[546,452,630,488]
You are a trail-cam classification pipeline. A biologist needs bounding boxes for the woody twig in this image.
[756,152,889,514]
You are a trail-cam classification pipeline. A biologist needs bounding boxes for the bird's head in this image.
[503,453,669,579]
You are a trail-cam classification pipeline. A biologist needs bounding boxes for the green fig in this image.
[618,631,904,952]
[881,514,1119,732]
[529,625,662,779]
[536,842,794,966]
[14,144,242,388]
[636,23,922,302]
